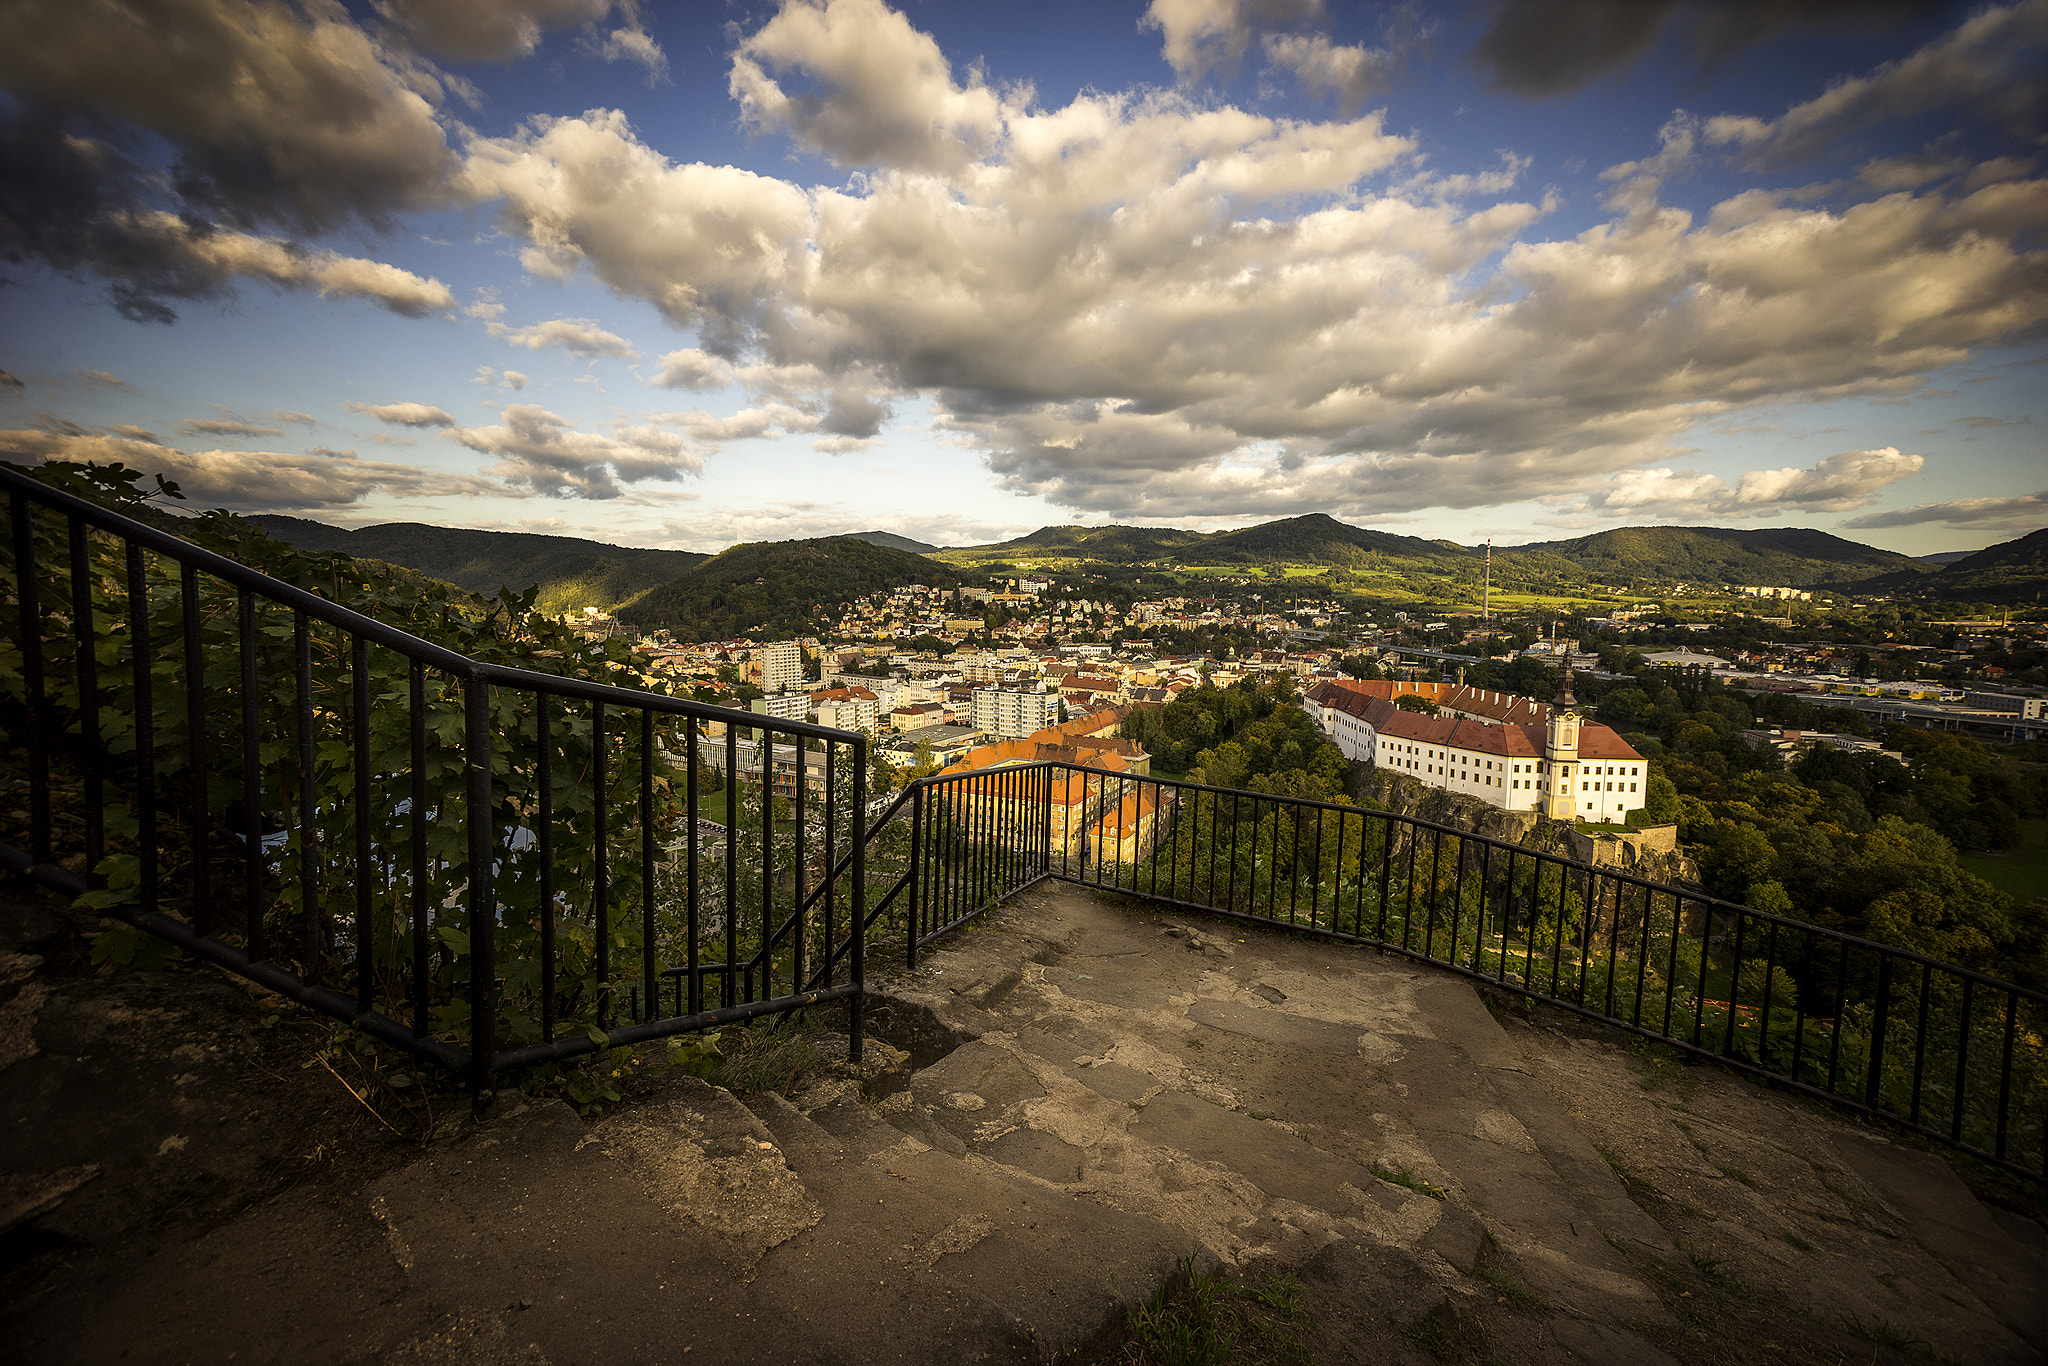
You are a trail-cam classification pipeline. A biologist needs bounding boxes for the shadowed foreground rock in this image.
[2,882,2041,1365]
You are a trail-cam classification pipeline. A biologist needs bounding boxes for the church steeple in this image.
[1554,660,1577,710]
[1542,661,1581,821]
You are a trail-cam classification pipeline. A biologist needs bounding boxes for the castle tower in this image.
[1542,664,1580,822]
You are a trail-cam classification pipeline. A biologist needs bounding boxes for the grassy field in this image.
[1958,818,2048,903]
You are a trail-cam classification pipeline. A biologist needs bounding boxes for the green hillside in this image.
[1194,513,1463,566]
[845,530,941,554]
[1497,525,1927,587]
[251,516,706,613]
[618,536,969,640]
[1874,526,2048,603]
[940,523,1212,565]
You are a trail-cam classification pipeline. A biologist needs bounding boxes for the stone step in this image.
[871,883,1686,1327]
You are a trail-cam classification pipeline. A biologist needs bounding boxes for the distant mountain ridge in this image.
[1492,525,1927,586]
[940,516,1926,587]
[1858,526,2048,603]
[251,516,707,613]
[844,530,941,554]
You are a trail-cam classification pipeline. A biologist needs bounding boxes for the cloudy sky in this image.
[1,0,2043,555]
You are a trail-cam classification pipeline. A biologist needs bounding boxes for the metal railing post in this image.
[850,734,867,1064]
[464,675,497,1099]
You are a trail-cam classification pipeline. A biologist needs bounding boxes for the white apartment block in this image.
[760,639,804,696]
[813,686,883,734]
[972,687,1060,740]
[751,690,809,723]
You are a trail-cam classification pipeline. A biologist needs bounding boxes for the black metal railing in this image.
[5,464,2040,1185]
[1,465,868,1090]
[873,759,2044,1187]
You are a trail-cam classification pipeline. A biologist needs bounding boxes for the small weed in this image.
[1475,1237,1543,1315]
[1401,1302,1461,1361]
[1782,1231,1815,1252]
[1840,1314,1931,1355]
[1681,1244,1745,1294]
[1596,1145,1656,1201]
[1369,1163,1449,1200]
[1118,1253,1313,1366]
[707,1018,834,1098]
[1626,1035,1691,1091]
[1714,1164,1757,1188]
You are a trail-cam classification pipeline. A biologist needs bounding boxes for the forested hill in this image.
[1495,525,1928,587]
[250,516,706,613]
[845,530,941,554]
[1856,525,2048,603]
[617,535,970,640]
[1197,513,1462,565]
[945,524,1212,563]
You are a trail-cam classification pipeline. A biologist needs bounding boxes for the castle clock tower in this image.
[1542,665,1581,822]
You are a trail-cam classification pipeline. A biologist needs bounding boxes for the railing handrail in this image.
[911,760,2048,1007]
[0,462,863,745]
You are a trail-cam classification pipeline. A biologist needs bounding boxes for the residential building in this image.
[751,690,808,724]
[972,686,1060,740]
[761,639,804,696]
[812,686,883,734]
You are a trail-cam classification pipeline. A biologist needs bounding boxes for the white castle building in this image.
[1305,677,1647,824]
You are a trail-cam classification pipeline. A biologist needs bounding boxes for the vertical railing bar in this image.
[293,612,319,977]
[125,542,158,916]
[1500,849,1518,984]
[463,676,496,1093]
[1574,864,1594,1008]
[641,709,658,1024]
[1206,786,1221,911]
[1993,990,2016,1162]
[1909,962,1931,1127]
[1547,860,1567,999]
[849,734,867,1064]
[351,635,371,1013]
[1446,836,1465,966]
[68,516,105,880]
[1266,793,1281,923]
[1475,839,1493,975]
[1630,883,1653,1029]
[907,782,924,969]
[1757,918,1779,1067]
[409,662,428,1038]
[822,742,837,991]
[1725,908,1750,1058]
[238,588,263,961]
[593,700,610,1024]
[1662,891,1683,1038]
[1226,791,1241,913]
[1331,802,1348,936]
[1826,937,1849,1094]
[181,563,209,933]
[11,494,51,864]
[538,693,556,1043]
[1950,976,1973,1144]
[686,723,700,1016]
[1601,873,1623,1018]
[1790,928,1811,1088]
[1375,813,1392,941]
[724,727,737,1008]
[759,723,773,1002]
[1421,828,1442,959]
[1690,899,1713,1049]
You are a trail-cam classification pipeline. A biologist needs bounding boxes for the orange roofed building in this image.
[934,707,1171,859]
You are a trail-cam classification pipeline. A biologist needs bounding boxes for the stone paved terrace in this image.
[3,881,2043,1365]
